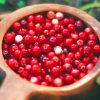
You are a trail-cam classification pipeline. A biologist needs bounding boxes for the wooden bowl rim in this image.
[0,4,100,95]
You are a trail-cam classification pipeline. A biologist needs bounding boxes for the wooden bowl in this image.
[0,4,100,100]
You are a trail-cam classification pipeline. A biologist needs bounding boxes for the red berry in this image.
[62,29,70,37]
[68,24,75,32]
[93,44,100,53]
[30,77,40,84]
[48,52,55,59]
[7,58,19,70]
[4,32,15,43]
[30,57,38,65]
[84,27,92,34]
[56,34,63,42]
[23,34,32,44]
[18,28,27,36]
[52,56,60,65]
[64,38,73,47]
[51,65,62,77]
[38,35,46,44]
[32,46,41,56]
[10,44,19,54]
[53,78,63,87]
[79,32,87,40]
[35,14,44,23]
[41,44,51,53]
[86,63,94,71]
[31,65,41,75]
[63,63,72,73]
[71,68,80,77]
[44,22,52,30]
[64,74,74,84]
[14,50,22,59]
[44,60,54,69]
[88,34,97,41]
[27,22,34,29]
[44,74,53,84]
[12,22,21,30]
[27,15,35,22]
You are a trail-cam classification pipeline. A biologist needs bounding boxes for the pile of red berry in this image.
[2,11,100,87]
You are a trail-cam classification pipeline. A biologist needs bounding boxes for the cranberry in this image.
[41,81,48,86]
[51,65,62,77]
[74,60,81,66]
[79,32,87,40]
[63,63,72,73]
[64,38,73,47]
[20,57,27,66]
[92,57,99,64]
[68,24,75,32]
[21,70,28,78]
[82,57,90,64]
[27,15,35,22]
[64,57,72,64]
[44,60,54,69]
[41,44,51,53]
[88,34,97,41]
[14,50,22,59]
[62,29,70,37]
[67,52,75,59]
[18,28,27,36]
[71,68,80,77]
[64,74,74,84]
[32,46,41,56]
[44,22,52,30]
[71,33,79,41]
[3,50,10,58]
[83,46,91,56]
[23,34,32,44]
[35,14,44,23]
[19,43,26,49]
[86,63,94,71]
[79,72,86,79]
[7,58,19,70]
[35,24,43,34]
[27,22,34,29]
[30,77,40,84]
[52,56,60,65]
[31,65,41,75]
[18,67,24,75]
[32,35,38,42]
[12,22,21,31]
[93,44,100,53]
[25,65,31,72]
[38,35,46,44]
[47,11,55,19]
[2,43,9,50]
[63,18,70,26]
[4,32,15,43]
[44,74,53,84]
[49,29,56,36]
[84,27,92,34]
[69,18,75,24]
[77,39,84,46]
[48,36,57,46]
[87,40,96,47]
[56,34,63,42]
[75,20,83,29]
[75,52,82,59]
[30,57,38,65]
[48,52,55,59]
[20,19,27,27]
[78,63,86,72]
[70,44,78,52]
[53,78,63,87]
[10,44,19,54]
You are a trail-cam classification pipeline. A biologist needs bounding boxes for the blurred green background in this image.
[0,0,100,21]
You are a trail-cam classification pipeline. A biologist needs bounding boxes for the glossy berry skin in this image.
[51,66,62,77]
[44,60,54,69]
[3,50,10,58]
[32,46,41,56]
[41,44,51,53]
[71,68,80,77]
[44,74,53,84]
[93,45,100,53]
[35,14,44,23]
[63,63,72,73]
[7,58,19,70]
[23,34,32,44]
[64,38,73,47]
[4,32,15,43]
[12,22,21,30]
[30,77,40,84]
[38,35,46,44]
[14,50,22,59]
[10,44,19,54]
[47,11,55,19]
[31,65,41,75]
[64,74,74,84]
[53,78,63,87]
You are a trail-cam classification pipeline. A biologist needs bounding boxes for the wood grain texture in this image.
[0,4,100,100]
